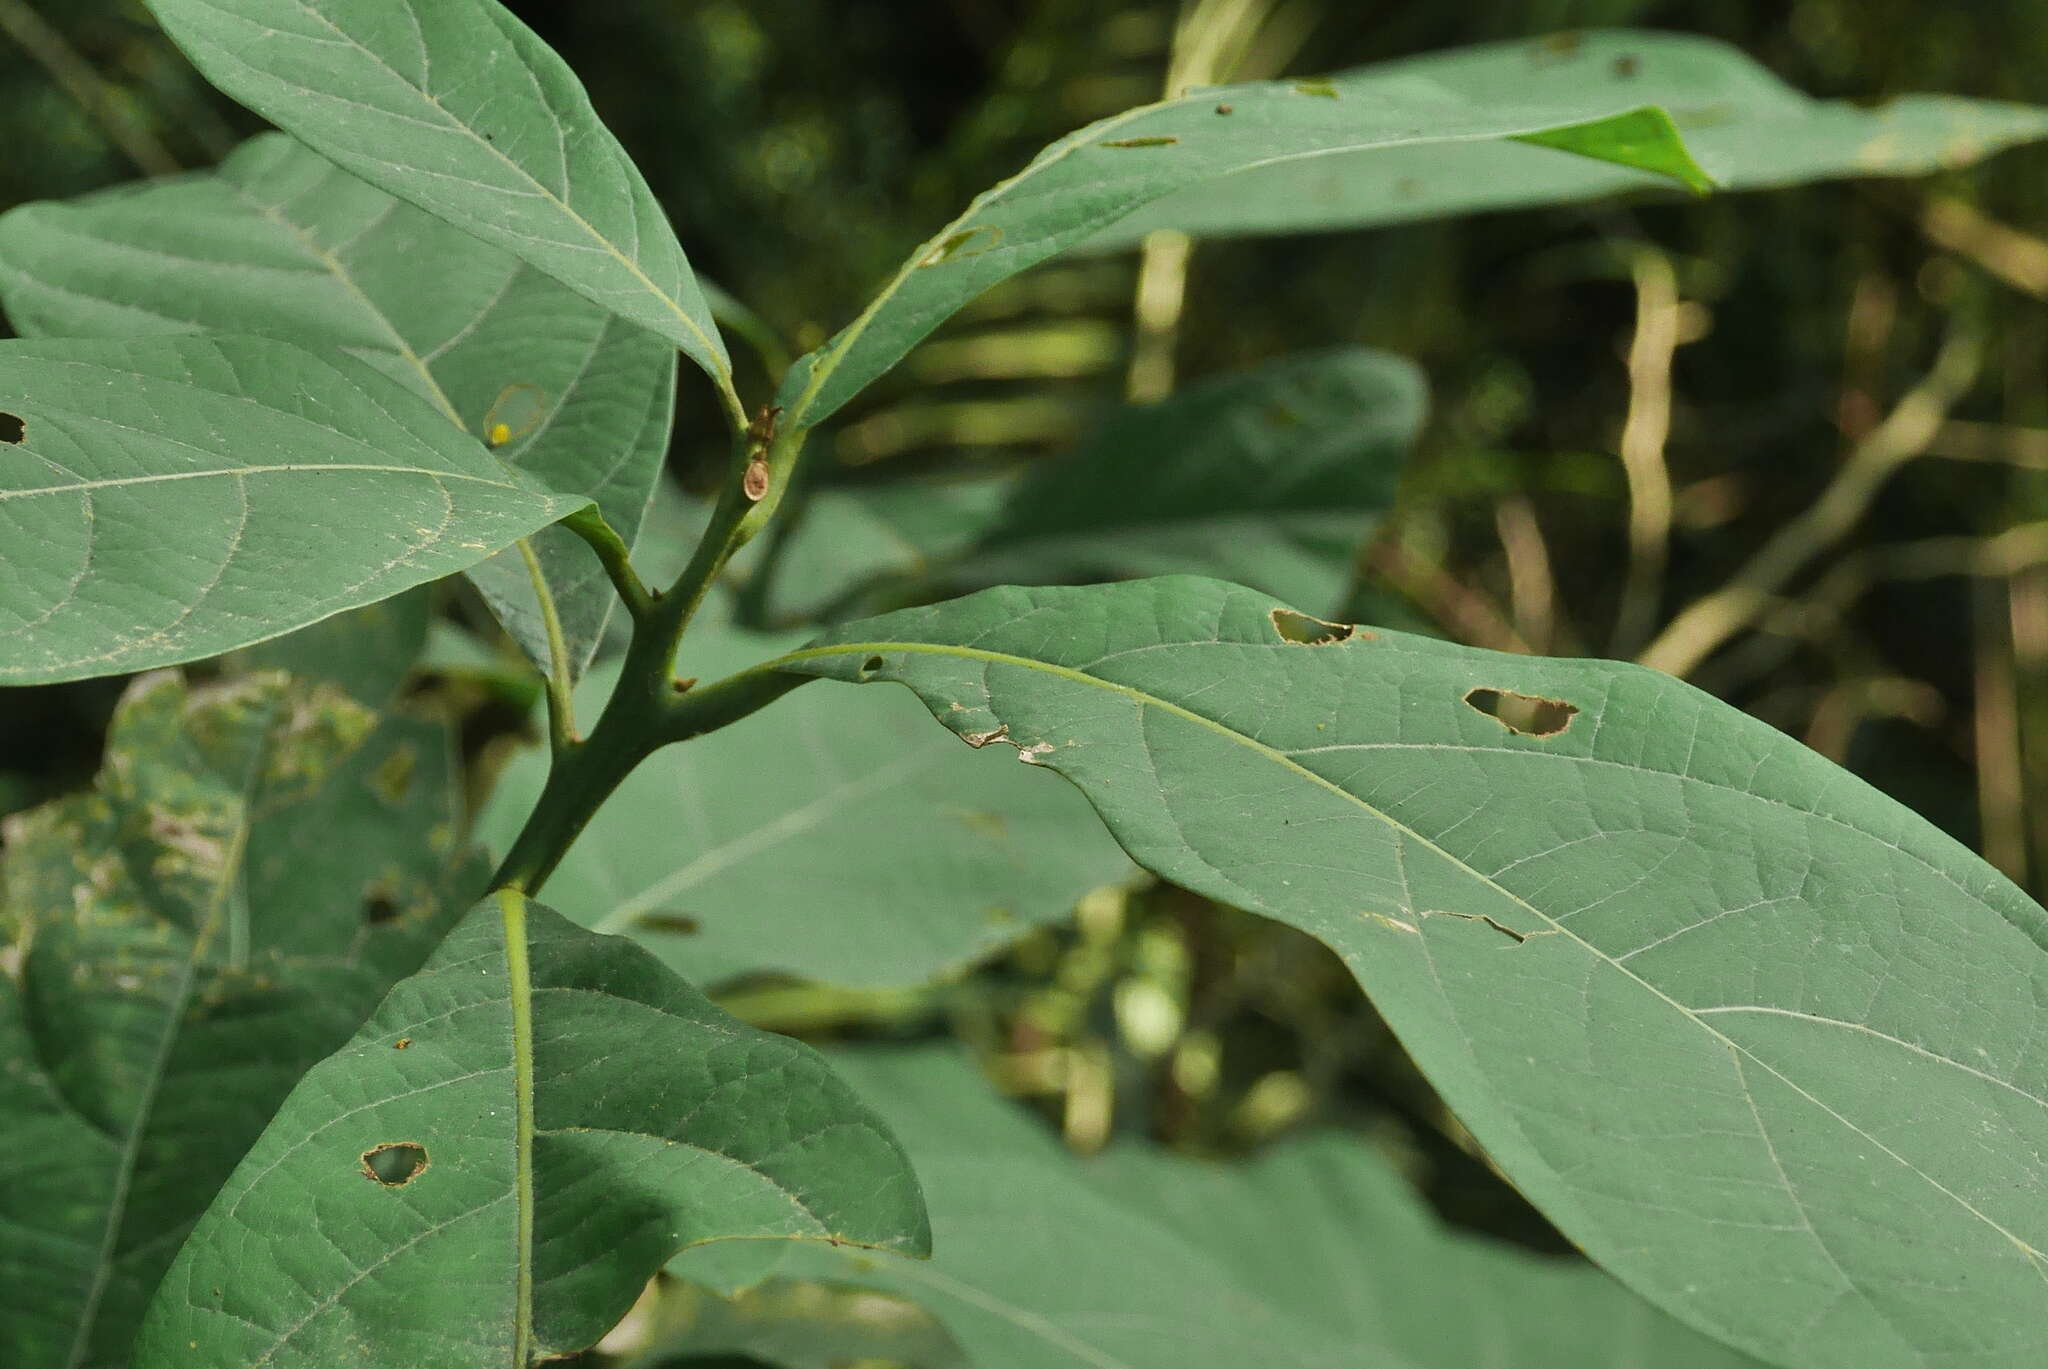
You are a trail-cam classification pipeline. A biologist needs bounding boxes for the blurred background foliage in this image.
[7,0,2048,1307]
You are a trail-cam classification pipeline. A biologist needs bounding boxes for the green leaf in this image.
[746,477,1016,627]
[476,603,1130,989]
[667,1049,1762,1369]
[141,0,733,407]
[0,670,482,1369]
[0,133,676,680]
[0,334,581,685]
[773,73,1708,431]
[133,893,929,1368]
[777,577,2048,1369]
[754,349,1421,626]
[956,347,1421,615]
[1087,30,2048,247]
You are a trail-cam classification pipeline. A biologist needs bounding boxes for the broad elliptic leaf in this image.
[0,335,581,685]
[953,347,1422,615]
[477,602,1130,989]
[666,1049,1762,1369]
[773,76,1708,431]
[0,670,482,1369]
[134,893,929,1368]
[1088,30,2048,247]
[778,577,2048,1369]
[142,0,732,396]
[0,133,676,680]
[754,349,1422,625]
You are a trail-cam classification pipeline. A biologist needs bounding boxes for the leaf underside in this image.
[0,132,675,680]
[0,334,578,684]
[784,575,2048,1369]
[134,896,929,1368]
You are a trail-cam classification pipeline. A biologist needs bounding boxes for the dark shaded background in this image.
[5,0,2047,1261]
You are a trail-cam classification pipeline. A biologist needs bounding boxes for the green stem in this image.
[515,537,578,753]
[561,505,654,621]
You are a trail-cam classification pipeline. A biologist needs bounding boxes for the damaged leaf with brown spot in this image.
[778,574,2048,1369]
[135,893,928,1368]
[0,671,482,1369]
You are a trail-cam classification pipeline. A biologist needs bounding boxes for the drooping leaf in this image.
[753,349,1422,626]
[0,334,581,685]
[665,1048,1762,1369]
[773,76,1708,431]
[476,602,1130,989]
[776,577,2048,1369]
[133,893,929,1368]
[1086,30,2048,247]
[0,671,482,1369]
[141,0,732,397]
[0,133,676,680]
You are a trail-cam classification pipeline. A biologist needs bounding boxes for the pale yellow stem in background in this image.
[1638,331,1981,678]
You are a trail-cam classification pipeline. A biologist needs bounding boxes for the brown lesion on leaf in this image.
[360,1141,428,1186]
[1463,687,1578,738]
[362,888,401,926]
[961,724,1011,749]
[1269,607,1365,646]
[369,744,415,806]
[1419,908,1547,944]
[919,224,1004,267]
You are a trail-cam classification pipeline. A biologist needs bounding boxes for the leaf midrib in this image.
[280,0,728,376]
[785,92,1683,432]
[781,637,2048,1270]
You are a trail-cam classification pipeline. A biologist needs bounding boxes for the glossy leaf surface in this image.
[0,671,480,1369]
[0,133,674,679]
[780,576,2048,1369]
[142,0,732,395]
[135,893,928,1367]
[0,335,578,684]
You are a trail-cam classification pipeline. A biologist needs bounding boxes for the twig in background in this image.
[1494,494,1566,655]
[1922,198,2048,300]
[1638,329,1983,678]
[1610,247,1684,654]
[1804,676,1944,764]
[1975,578,2028,881]
[1366,537,1531,654]
[0,0,177,177]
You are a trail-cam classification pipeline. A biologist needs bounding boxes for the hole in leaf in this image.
[363,893,400,925]
[1464,687,1578,738]
[0,412,23,444]
[860,655,886,675]
[1270,608,1355,645]
[361,1142,428,1186]
[919,224,1003,267]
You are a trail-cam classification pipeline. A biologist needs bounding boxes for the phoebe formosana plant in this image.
[3,5,2046,1368]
